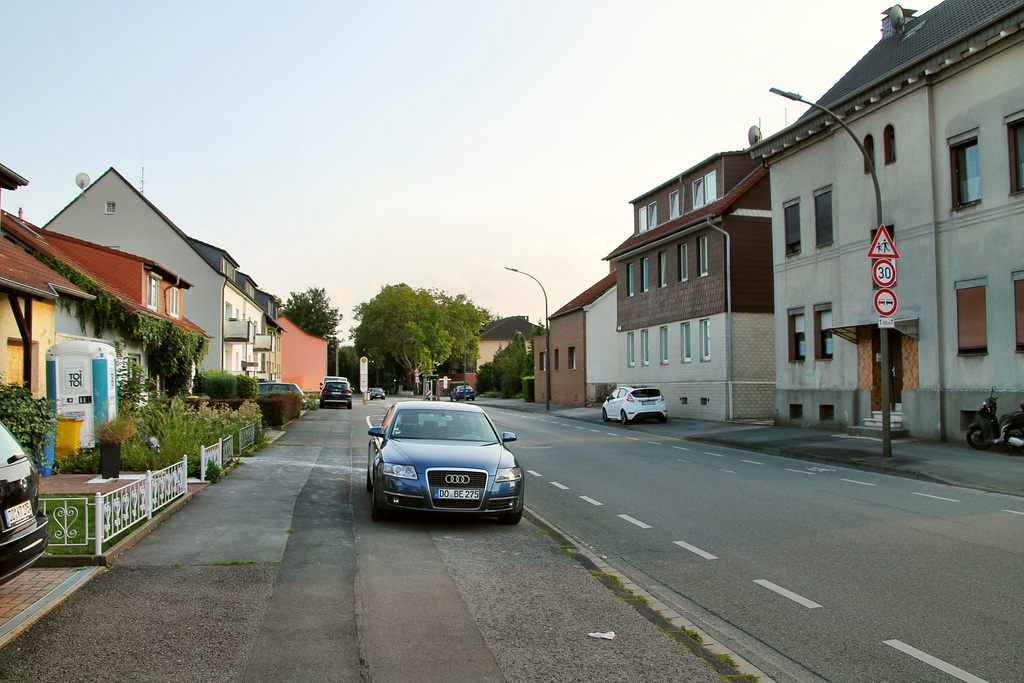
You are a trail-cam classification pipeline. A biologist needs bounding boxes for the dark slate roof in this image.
[753,0,1024,157]
[480,316,535,340]
[0,163,29,191]
[605,165,769,261]
[551,271,617,320]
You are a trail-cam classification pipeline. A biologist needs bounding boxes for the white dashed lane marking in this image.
[550,482,569,490]
[883,640,988,683]
[527,470,543,477]
[618,515,652,529]
[741,459,764,465]
[786,469,815,475]
[754,580,822,609]
[912,492,960,503]
[580,496,603,506]
[842,478,878,486]
[674,540,718,560]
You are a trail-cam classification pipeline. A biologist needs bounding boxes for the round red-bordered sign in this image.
[874,288,898,317]
[872,259,897,288]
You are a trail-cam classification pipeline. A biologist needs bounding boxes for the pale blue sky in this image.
[3,1,938,340]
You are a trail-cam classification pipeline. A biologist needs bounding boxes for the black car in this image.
[369,387,386,400]
[0,421,48,586]
[321,381,353,409]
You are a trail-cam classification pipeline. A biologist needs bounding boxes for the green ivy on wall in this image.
[39,254,209,395]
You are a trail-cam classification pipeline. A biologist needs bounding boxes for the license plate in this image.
[3,500,32,528]
[642,399,655,405]
[434,488,481,500]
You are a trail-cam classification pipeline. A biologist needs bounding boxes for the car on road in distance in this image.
[258,382,305,398]
[0,420,48,586]
[320,381,353,409]
[449,385,475,401]
[602,386,668,424]
[366,401,524,524]
[369,387,386,400]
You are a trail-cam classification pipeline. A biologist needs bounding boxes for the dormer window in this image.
[167,288,180,318]
[692,171,717,209]
[637,202,656,232]
[147,277,160,310]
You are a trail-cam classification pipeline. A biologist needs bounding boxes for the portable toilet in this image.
[46,341,118,449]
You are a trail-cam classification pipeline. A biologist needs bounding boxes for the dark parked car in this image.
[0,421,48,586]
[449,385,475,401]
[321,381,353,409]
[369,387,386,400]
[258,382,304,398]
[366,401,524,524]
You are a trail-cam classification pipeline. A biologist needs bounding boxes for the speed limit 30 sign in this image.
[872,259,897,288]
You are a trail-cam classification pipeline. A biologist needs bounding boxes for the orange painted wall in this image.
[278,315,328,392]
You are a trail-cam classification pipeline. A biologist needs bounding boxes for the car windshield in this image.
[631,388,661,399]
[390,409,496,442]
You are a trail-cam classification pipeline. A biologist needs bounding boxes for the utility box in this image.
[46,341,118,449]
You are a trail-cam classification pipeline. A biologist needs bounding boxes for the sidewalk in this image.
[476,396,1024,497]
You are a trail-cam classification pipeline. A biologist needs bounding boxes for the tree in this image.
[280,288,342,340]
[433,290,491,375]
[491,333,533,398]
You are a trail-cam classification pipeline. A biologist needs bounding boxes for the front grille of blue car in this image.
[426,469,487,509]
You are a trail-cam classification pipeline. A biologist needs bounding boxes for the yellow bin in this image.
[55,417,84,460]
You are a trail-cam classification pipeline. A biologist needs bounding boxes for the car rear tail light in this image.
[626,394,634,402]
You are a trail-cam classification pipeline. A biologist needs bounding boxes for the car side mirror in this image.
[501,432,517,443]
[368,426,385,438]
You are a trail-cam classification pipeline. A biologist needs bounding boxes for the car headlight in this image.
[382,463,417,479]
[494,467,522,483]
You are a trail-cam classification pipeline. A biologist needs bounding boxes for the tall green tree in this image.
[280,288,342,340]
[433,290,491,374]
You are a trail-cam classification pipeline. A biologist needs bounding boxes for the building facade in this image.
[750,0,1024,440]
[605,152,775,421]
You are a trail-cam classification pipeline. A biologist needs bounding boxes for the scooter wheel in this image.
[966,423,992,450]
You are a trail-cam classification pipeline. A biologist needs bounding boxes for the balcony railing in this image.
[254,334,275,351]
[224,319,254,342]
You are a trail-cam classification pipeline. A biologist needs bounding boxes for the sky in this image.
[3,0,941,342]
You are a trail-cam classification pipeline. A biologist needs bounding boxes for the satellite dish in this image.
[747,125,762,146]
[75,172,90,190]
[889,5,905,33]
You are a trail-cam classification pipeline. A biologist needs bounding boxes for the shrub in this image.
[95,412,140,444]
[205,374,237,399]
[523,376,535,402]
[191,372,206,396]
[0,383,56,466]
[236,375,259,399]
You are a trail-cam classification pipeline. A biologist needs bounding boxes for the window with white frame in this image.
[678,243,688,282]
[627,263,635,297]
[670,191,680,219]
[147,277,159,310]
[627,332,635,366]
[641,329,650,365]
[105,202,116,215]
[699,319,710,360]
[638,207,647,233]
[657,250,667,288]
[699,236,709,276]
[660,326,669,364]
[641,258,649,292]
[692,177,705,209]
[648,202,657,229]
[681,322,691,362]
[692,171,717,209]
[167,287,180,318]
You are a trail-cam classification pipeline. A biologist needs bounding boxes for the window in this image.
[568,346,576,370]
[677,243,688,282]
[814,305,833,360]
[657,251,667,288]
[627,263,635,297]
[167,288,180,318]
[698,236,708,276]
[693,177,705,209]
[648,202,657,229]
[1009,119,1024,193]
[956,280,987,354]
[660,326,669,364]
[1014,273,1024,351]
[692,171,716,209]
[147,277,159,310]
[641,258,649,292]
[681,322,691,362]
[789,309,806,361]
[951,137,981,207]
[863,134,875,174]
[627,332,635,366]
[699,320,711,361]
[884,125,897,164]
[641,330,650,366]
[539,351,547,372]
[784,200,801,255]
[225,302,234,320]
[638,207,647,233]
[814,188,833,247]
[554,349,559,371]
[670,191,680,219]
[105,202,116,214]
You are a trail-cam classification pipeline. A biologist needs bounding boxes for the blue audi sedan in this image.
[366,401,524,524]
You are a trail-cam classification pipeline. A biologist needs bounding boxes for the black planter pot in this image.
[100,443,121,479]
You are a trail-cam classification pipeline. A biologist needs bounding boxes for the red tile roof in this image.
[605,165,769,261]
[0,213,91,301]
[551,270,617,319]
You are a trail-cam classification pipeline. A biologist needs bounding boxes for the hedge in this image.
[185,394,303,427]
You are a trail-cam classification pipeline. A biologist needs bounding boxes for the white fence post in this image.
[94,492,103,556]
[146,469,153,520]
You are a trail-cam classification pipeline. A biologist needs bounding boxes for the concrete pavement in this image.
[476,396,1024,496]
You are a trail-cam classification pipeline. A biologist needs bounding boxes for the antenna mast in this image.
[140,166,145,195]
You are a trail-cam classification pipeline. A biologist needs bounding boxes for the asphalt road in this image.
[0,402,724,683]
[484,407,1024,683]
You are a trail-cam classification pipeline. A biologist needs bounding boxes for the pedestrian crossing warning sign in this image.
[867,224,900,259]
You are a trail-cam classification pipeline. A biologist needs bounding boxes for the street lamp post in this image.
[505,267,550,410]
[442,314,468,387]
[770,87,892,457]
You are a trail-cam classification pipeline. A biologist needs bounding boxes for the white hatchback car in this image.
[602,386,668,424]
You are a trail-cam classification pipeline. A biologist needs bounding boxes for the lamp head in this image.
[770,87,803,103]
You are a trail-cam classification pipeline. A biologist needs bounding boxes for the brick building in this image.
[604,151,775,421]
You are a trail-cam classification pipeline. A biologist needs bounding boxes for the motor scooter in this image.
[966,388,1024,450]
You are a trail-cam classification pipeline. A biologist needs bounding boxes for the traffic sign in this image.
[867,224,900,259]
[878,318,896,328]
[873,288,898,317]
[872,258,897,288]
